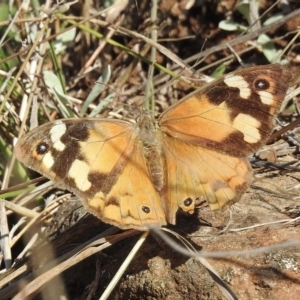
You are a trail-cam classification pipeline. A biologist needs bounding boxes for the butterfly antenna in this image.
[141,60,156,117]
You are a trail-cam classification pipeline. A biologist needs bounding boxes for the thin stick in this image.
[100,230,150,300]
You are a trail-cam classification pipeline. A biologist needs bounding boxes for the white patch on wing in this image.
[233,113,261,143]
[224,75,251,99]
[258,90,274,105]
[68,159,92,191]
[42,152,55,168]
[50,122,67,151]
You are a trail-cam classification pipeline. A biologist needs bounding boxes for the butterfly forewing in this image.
[159,64,292,157]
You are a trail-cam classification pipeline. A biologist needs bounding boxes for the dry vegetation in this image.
[1,0,300,299]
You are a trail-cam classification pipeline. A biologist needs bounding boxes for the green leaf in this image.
[54,27,77,54]
[257,34,279,63]
[43,70,75,118]
[263,13,284,26]
[80,65,112,116]
[219,20,247,31]
[211,65,227,78]
[236,0,251,24]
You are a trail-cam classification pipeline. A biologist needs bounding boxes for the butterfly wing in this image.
[158,64,291,222]
[159,64,291,157]
[160,136,252,224]
[15,119,166,230]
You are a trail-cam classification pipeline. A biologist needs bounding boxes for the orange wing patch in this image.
[161,136,252,224]
[87,141,166,229]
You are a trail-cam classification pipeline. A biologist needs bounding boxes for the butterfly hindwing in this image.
[161,136,252,224]
[90,140,166,229]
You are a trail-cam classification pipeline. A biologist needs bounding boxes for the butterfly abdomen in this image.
[137,114,166,192]
[144,142,165,192]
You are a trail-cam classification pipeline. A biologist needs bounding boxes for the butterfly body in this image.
[136,114,165,192]
[15,64,292,230]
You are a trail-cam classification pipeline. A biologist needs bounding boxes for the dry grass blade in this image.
[0,200,12,270]
[1,229,140,300]
[160,228,238,300]
[151,227,300,259]
[185,8,300,65]
[100,231,150,300]
[2,199,39,218]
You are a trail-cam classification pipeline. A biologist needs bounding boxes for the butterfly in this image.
[14,64,292,230]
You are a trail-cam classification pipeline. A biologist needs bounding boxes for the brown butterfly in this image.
[14,64,291,230]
